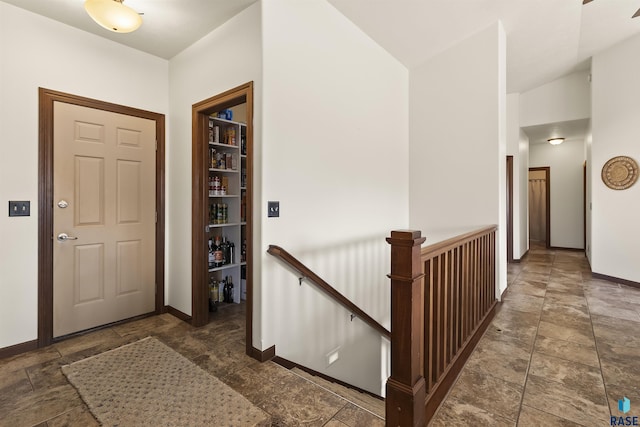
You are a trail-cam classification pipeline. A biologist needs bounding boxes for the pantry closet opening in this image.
[191,82,257,358]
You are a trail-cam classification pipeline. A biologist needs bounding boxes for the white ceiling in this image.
[3,0,640,93]
[0,0,259,60]
[328,0,640,93]
[2,0,640,93]
[522,119,591,145]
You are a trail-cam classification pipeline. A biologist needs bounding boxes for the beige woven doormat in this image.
[62,336,269,426]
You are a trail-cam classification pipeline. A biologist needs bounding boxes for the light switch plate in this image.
[9,201,30,217]
[268,201,279,218]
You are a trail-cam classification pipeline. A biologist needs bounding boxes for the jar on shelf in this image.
[213,236,225,267]
[213,176,221,195]
[212,203,219,224]
[212,126,220,143]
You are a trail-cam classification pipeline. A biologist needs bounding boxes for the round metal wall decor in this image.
[601,156,638,190]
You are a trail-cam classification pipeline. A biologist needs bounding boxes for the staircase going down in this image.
[290,367,385,421]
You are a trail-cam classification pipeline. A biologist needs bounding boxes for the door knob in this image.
[57,200,69,208]
[57,233,78,242]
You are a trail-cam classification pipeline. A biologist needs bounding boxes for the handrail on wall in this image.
[266,245,391,340]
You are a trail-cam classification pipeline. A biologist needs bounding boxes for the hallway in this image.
[431,243,640,426]
[1,244,639,426]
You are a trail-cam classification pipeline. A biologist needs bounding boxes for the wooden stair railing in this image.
[267,245,391,339]
[386,226,498,427]
[269,226,497,427]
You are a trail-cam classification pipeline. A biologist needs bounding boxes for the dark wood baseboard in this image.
[425,300,499,422]
[2,307,179,360]
[0,339,38,360]
[549,246,585,252]
[272,355,296,369]
[249,345,276,362]
[592,272,640,290]
[53,311,157,344]
[272,355,384,400]
[165,306,192,322]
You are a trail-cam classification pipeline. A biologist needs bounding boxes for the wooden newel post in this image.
[385,230,426,427]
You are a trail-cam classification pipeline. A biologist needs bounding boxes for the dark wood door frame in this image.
[38,88,166,348]
[506,156,514,263]
[191,82,255,358]
[529,166,551,249]
[583,161,587,252]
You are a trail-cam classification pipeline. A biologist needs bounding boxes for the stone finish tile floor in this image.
[2,242,640,426]
[431,242,640,426]
[0,304,384,426]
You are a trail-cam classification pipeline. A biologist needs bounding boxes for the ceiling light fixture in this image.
[84,0,142,33]
[547,138,565,145]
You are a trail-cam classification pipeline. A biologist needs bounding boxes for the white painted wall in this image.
[506,94,520,257]
[591,33,640,282]
[167,2,262,322]
[518,69,591,254]
[261,0,409,395]
[507,93,529,259]
[518,129,530,256]
[0,3,169,349]
[409,22,508,295]
[520,71,590,127]
[530,139,585,249]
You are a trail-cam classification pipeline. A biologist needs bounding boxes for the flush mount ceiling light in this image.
[84,0,142,33]
[547,138,565,145]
